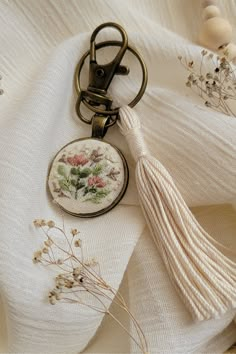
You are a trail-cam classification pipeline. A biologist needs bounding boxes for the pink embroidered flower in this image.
[88,176,106,188]
[67,154,88,166]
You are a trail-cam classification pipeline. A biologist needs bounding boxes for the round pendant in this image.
[48,138,129,217]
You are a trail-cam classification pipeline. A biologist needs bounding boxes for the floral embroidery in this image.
[88,176,106,188]
[89,149,103,163]
[67,154,89,166]
[50,143,123,205]
[106,167,121,181]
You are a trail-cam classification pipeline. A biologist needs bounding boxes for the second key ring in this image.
[74,40,148,125]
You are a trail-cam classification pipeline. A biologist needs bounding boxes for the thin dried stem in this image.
[32,218,149,354]
[107,310,146,353]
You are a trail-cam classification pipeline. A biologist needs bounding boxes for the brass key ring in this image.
[74,23,148,126]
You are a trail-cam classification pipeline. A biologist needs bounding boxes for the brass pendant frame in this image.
[48,137,129,218]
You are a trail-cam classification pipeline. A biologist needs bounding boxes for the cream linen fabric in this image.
[0,0,236,353]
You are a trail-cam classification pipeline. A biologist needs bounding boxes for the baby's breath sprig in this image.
[32,218,149,354]
[178,50,236,117]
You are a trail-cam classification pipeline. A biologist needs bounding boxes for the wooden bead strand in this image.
[199,0,236,64]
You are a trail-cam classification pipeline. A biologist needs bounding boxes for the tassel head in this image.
[118,106,149,161]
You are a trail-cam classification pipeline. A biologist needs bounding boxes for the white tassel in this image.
[118,105,236,321]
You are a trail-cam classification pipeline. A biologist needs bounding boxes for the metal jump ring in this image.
[74,40,148,125]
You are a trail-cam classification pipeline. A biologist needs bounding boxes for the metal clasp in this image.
[74,22,148,135]
[88,23,129,95]
[75,22,130,130]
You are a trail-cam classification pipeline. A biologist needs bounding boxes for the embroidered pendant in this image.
[48,23,147,217]
[48,137,128,217]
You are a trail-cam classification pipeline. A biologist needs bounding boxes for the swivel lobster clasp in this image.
[75,23,130,124]
[74,22,148,128]
[88,23,129,95]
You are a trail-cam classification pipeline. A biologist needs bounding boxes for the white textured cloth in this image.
[0,0,236,353]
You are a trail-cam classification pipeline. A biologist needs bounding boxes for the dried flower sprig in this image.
[178,50,236,117]
[33,218,149,354]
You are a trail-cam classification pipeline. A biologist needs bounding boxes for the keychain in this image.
[48,22,236,322]
[48,22,147,218]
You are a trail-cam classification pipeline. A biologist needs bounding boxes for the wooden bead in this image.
[199,17,232,50]
[201,0,218,8]
[222,43,236,63]
[202,5,221,20]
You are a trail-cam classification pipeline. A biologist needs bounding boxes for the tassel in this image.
[118,105,236,321]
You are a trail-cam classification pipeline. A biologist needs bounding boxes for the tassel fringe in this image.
[118,105,236,321]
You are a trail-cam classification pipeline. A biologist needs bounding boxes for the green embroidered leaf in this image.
[57,165,67,178]
[79,168,92,178]
[90,186,97,194]
[58,179,70,192]
[71,167,80,175]
[83,186,95,195]
[77,182,85,190]
[92,164,103,176]
[71,179,77,187]
[83,186,89,196]
[84,188,110,204]
[71,176,85,190]
[96,189,110,198]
